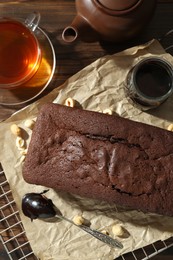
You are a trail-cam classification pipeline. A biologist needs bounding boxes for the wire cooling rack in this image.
[0,164,37,260]
[1,163,173,260]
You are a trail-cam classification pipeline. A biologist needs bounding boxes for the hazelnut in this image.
[103,108,113,115]
[167,123,173,131]
[101,230,109,235]
[64,97,75,107]
[24,119,35,129]
[16,136,25,150]
[20,149,28,155]
[112,224,124,237]
[10,124,22,137]
[73,215,85,226]
[20,155,26,162]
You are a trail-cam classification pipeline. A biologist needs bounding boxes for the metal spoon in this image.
[22,191,123,249]
[52,212,123,249]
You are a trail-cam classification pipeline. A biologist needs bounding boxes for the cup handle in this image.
[24,12,41,32]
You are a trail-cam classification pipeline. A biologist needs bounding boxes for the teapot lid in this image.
[98,0,140,11]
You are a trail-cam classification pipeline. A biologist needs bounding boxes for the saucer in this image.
[0,27,56,106]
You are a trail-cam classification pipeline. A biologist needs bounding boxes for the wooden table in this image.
[0,1,173,259]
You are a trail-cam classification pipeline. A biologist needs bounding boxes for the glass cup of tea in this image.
[0,12,42,89]
[126,57,173,109]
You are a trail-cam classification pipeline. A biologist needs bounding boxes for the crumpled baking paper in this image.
[1,39,173,260]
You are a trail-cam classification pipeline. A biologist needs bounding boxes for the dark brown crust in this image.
[23,103,173,216]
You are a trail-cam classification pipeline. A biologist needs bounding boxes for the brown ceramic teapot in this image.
[62,0,157,43]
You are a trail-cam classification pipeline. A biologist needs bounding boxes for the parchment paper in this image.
[1,39,173,260]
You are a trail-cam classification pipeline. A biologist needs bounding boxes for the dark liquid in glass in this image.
[135,62,172,98]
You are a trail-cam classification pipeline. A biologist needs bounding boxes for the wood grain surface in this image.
[0,1,173,259]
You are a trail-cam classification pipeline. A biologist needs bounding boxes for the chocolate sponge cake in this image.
[23,103,173,216]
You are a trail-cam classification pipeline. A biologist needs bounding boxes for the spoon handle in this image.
[79,224,123,249]
[56,214,123,249]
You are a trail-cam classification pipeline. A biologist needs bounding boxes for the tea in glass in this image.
[0,19,41,88]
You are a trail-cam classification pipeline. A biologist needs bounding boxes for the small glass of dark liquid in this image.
[126,57,173,109]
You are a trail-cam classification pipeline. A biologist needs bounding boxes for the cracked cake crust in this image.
[23,103,173,216]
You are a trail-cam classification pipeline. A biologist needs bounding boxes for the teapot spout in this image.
[62,15,99,43]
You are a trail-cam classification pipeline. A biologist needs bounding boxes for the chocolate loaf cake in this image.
[23,103,173,216]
